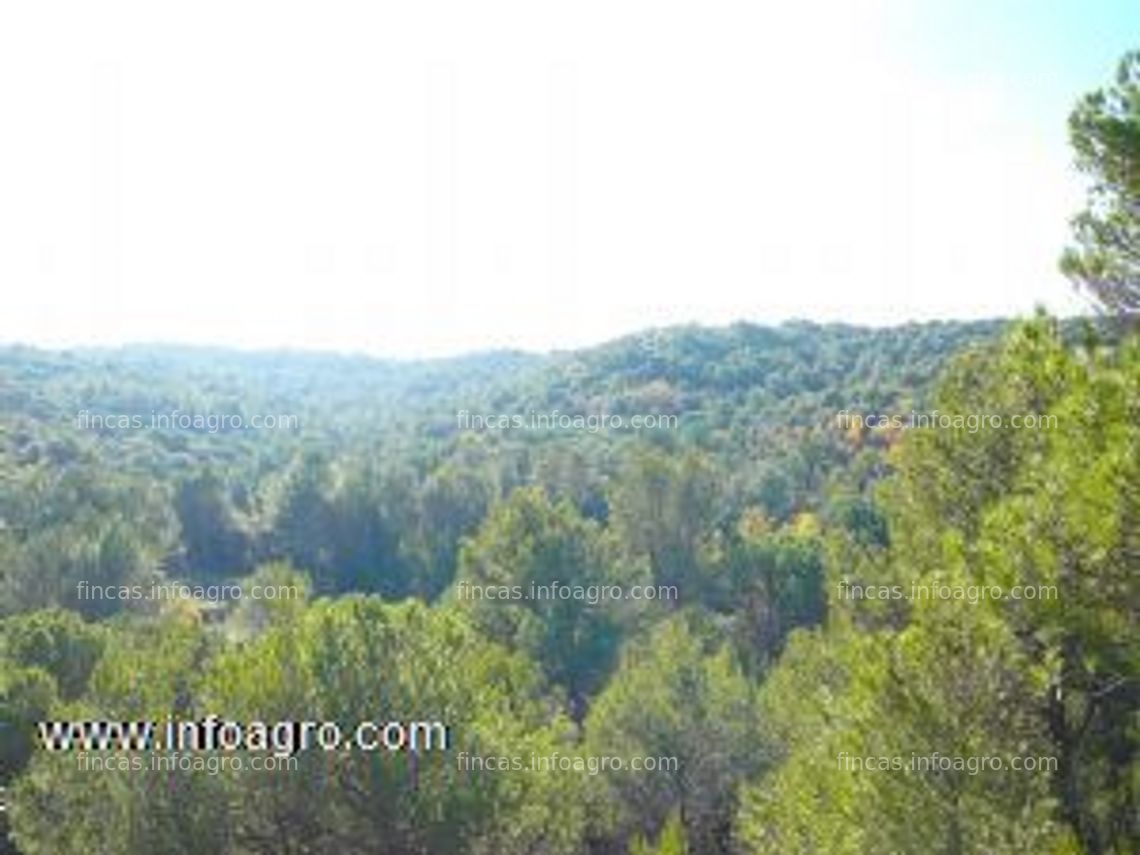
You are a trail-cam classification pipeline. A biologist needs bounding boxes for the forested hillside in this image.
[1,312,1136,854]
[1,319,1003,612]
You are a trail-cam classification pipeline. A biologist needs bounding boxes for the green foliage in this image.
[738,318,1140,854]
[0,609,105,701]
[458,486,640,715]
[608,449,724,606]
[227,561,310,637]
[629,809,688,855]
[1061,50,1140,314]
[8,614,223,855]
[173,471,253,579]
[586,616,761,853]
[0,314,1133,854]
[202,598,589,854]
[0,610,105,785]
[0,469,177,619]
[0,667,56,785]
[8,600,589,855]
[721,524,826,676]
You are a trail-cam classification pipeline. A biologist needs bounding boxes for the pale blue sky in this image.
[0,1,1135,357]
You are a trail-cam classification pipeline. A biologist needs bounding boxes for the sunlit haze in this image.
[1,1,1132,357]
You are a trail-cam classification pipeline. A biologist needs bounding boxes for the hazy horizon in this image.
[2,0,1131,357]
[1,313,1027,362]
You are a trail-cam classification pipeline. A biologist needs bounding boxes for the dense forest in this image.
[1,312,1134,854]
[1,46,1138,855]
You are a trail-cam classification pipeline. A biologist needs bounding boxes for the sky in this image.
[0,1,1136,358]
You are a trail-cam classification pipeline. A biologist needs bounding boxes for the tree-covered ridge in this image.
[0,318,1013,614]
[1,316,1135,855]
